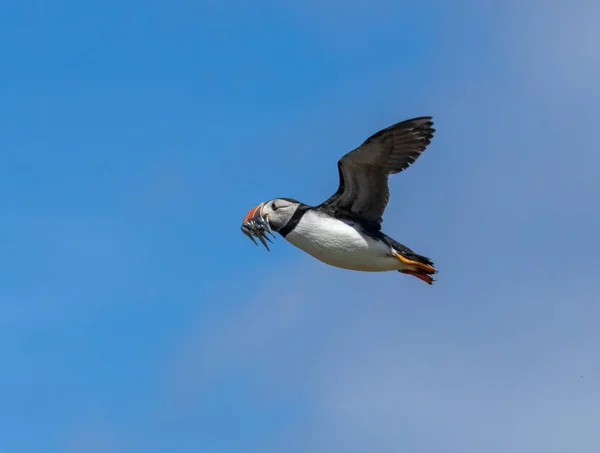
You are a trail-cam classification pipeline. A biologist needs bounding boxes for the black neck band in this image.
[278,204,310,238]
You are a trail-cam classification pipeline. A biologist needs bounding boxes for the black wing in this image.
[319,116,435,224]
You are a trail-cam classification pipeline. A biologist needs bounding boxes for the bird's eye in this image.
[271,202,278,211]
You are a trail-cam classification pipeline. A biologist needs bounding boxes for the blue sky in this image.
[2,0,599,452]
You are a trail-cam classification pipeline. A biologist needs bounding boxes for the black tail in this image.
[382,234,437,285]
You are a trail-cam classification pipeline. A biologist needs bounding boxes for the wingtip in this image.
[406,115,434,125]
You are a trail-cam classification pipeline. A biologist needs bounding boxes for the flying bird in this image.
[241,116,437,284]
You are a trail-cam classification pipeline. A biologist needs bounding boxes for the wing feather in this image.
[319,116,435,224]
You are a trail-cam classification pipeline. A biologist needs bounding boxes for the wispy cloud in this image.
[164,1,600,451]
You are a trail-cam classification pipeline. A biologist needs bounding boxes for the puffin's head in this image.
[241,198,300,250]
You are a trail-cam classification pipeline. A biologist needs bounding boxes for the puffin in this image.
[240,116,437,284]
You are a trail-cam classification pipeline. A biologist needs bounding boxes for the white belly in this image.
[284,211,402,272]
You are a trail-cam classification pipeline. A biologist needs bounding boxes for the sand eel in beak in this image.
[240,202,275,250]
[240,116,438,284]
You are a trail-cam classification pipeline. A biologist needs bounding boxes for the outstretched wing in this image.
[319,116,435,224]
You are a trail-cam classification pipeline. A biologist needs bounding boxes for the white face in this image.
[262,198,299,231]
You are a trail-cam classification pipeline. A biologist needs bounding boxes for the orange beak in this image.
[242,202,265,224]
